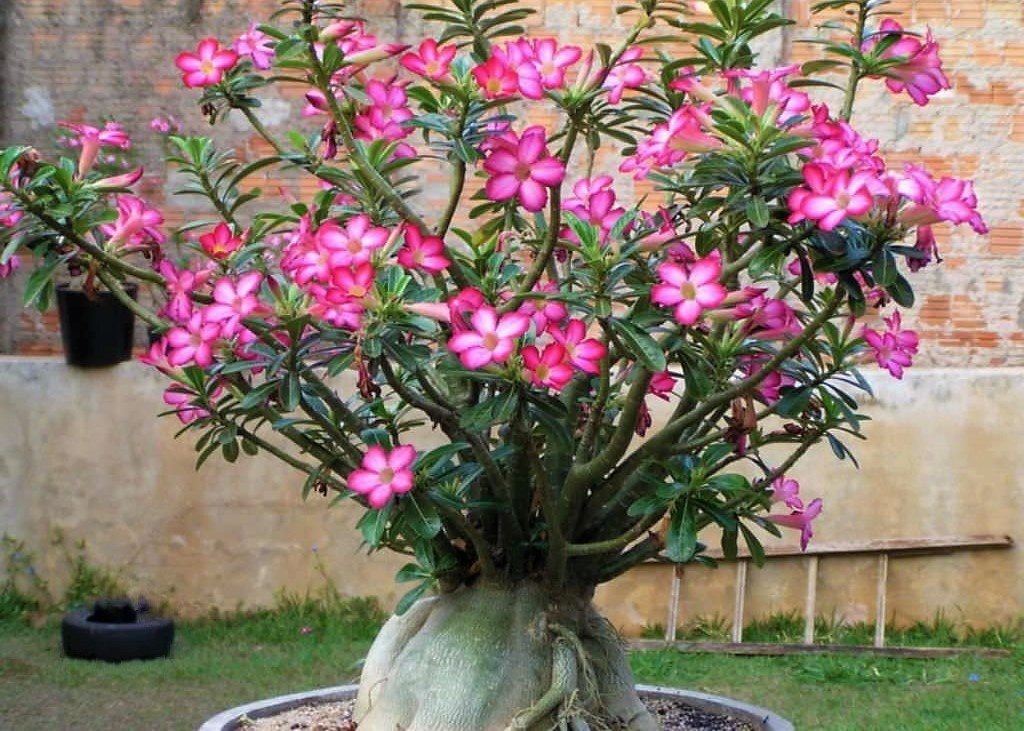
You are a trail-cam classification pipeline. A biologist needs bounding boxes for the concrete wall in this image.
[1,358,1019,633]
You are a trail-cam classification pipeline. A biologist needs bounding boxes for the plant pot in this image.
[197,684,794,731]
[61,606,174,662]
[56,284,138,367]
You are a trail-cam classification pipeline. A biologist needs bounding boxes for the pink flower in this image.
[549,319,606,374]
[528,38,582,90]
[0,254,21,279]
[865,19,949,106]
[175,38,239,88]
[908,224,938,272]
[400,39,457,82]
[725,66,810,123]
[862,310,919,379]
[562,176,625,243]
[651,255,728,326]
[234,23,275,70]
[100,195,166,249]
[165,311,221,367]
[331,262,376,300]
[648,371,676,400]
[0,191,22,228]
[787,163,877,231]
[318,214,391,268]
[58,121,131,178]
[158,260,213,323]
[347,444,417,508]
[199,223,244,260]
[447,288,487,332]
[204,272,265,338]
[483,126,566,212]
[770,476,803,511]
[447,306,531,369]
[149,115,181,135]
[897,165,987,234]
[521,343,574,390]
[397,226,450,273]
[471,54,520,99]
[353,79,415,150]
[602,47,647,104]
[767,497,823,551]
[163,384,212,425]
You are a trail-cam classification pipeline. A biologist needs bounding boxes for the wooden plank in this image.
[626,640,1012,659]
[666,564,682,643]
[875,553,889,648]
[648,534,1013,563]
[803,555,819,645]
[731,560,747,643]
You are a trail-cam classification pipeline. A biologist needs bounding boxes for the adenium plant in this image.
[0,1,986,729]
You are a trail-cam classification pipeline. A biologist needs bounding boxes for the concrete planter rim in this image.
[198,683,794,731]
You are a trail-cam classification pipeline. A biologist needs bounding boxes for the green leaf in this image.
[665,504,698,563]
[22,261,59,311]
[609,318,667,372]
[745,197,770,229]
[706,474,750,492]
[404,494,442,539]
[394,581,430,615]
[872,251,898,287]
[739,522,767,567]
[885,273,915,307]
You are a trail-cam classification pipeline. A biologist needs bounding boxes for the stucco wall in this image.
[1,358,1018,633]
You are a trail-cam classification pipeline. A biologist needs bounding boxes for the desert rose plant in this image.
[0,0,986,728]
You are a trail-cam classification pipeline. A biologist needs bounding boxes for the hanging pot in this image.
[56,284,138,367]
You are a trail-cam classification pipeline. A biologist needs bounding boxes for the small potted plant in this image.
[0,0,987,727]
[1,121,154,366]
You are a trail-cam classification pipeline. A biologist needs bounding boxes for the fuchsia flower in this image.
[770,476,804,511]
[163,384,213,425]
[199,223,244,260]
[0,254,20,279]
[725,65,811,123]
[234,23,275,70]
[767,497,823,551]
[204,272,265,338]
[164,312,221,368]
[787,163,877,231]
[331,262,376,300]
[157,260,211,323]
[527,38,582,90]
[0,191,22,228]
[318,214,391,268]
[897,164,987,234]
[447,287,487,332]
[397,227,450,273]
[562,176,625,243]
[549,319,606,374]
[862,310,919,379]
[864,19,950,106]
[648,371,676,400]
[100,195,166,249]
[58,121,131,178]
[347,444,417,508]
[353,79,416,156]
[472,54,521,99]
[651,255,728,326]
[602,47,647,104]
[447,306,531,369]
[175,38,239,88]
[400,39,457,82]
[483,126,566,212]
[521,343,574,390]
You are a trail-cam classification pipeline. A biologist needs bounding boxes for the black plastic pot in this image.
[56,284,138,367]
[61,607,175,662]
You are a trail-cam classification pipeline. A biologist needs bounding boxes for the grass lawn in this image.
[1,602,1022,730]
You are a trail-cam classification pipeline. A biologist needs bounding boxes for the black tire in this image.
[61,608,175,662]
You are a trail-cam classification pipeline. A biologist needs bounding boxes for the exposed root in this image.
[504,634,578,730]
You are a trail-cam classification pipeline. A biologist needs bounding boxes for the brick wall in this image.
[1,0,1021,366]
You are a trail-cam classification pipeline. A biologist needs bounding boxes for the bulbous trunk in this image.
[354,582,657,731]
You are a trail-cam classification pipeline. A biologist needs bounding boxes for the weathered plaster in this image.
[0,359,1019,633]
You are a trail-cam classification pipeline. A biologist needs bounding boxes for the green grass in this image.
[2,599,1022,730]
